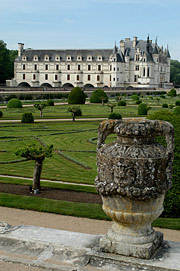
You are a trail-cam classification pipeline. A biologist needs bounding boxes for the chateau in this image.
[6,36,172,89]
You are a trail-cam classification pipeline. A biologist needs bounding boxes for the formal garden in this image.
[0,88,180,230]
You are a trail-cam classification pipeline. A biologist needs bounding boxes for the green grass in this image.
[0,193,108,220]
[0,192,179,230]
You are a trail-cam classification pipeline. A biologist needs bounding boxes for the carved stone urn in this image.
[95,119,174,259]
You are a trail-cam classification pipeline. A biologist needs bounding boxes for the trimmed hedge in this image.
[174,106,180,115]
[8,98,22,108]
[175,100,180,106]
[47,99,54,106]
[68,87,86,104]
[138,103,147,115]
[90,89,108,103]
[162,103,168,108]
[118,100,126,106]
[21,112,34,123]
[108,113,122,119]
[136,100,142,105]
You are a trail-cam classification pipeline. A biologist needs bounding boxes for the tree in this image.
[15,144,53,193]
[167,88,177,97]
[0,40,17,84]
[107,103,116,113]
[68,87,86,104]
[68,106,82,121]
[170,60,180,86]
[34,102,47,117]
[90,89,108,104]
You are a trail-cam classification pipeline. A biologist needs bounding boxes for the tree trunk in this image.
[72,113,75,121]
[33,159,43,192]
[40,110,43,117]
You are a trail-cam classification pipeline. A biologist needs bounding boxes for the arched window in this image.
[33,74,36,80]
[143,67,146,77]
[55,74,58,80]
[97,75,100,81]
[147,67,150,77]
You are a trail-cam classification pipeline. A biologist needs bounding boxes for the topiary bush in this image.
[118,100,126,106]
[175,100,180,106]
[136,100,142,105]
[47,99,54,106]
[138,103,147,115]
[162,103,168,108]
[21,112,34,123]
[174,106,180,115]
[68,87,86,104]
[167,88,177,97]
[108,112,122,119]
[131,94,139,101]
[8,98,22,108]
[0,111,3,118]
[90,89,108,104]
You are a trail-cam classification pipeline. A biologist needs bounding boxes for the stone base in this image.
[0,224,180,270]
[100,231,163,259]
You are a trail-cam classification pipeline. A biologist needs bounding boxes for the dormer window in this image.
[87,55,92,61]
[77,55,82,61]
[55,55,60,61]
[97,55,102,61]
[33,55,38,61]
[22,55,27,61]
[44,55,49,61]
[67,55,72,61]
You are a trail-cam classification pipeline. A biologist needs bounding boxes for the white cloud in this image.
[64,18,74,24]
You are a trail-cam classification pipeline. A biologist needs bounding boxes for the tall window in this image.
[78,64,81,71]
[147,67,150,77]
[136,55,140,61]
[110,65,112,71]
[55,74,58,80]
[110,75,111,81]
[143,67,146,77]
[88,75,91,81]
[23,74,25,80]
[88,64,91,71]
[45,64,48,70]
[98,65,101,71]
[135,65,139,71]
[77,75,79,81]
[67,64,70,70]
[34,64,37,70]
[56,64,59,70]
[23,64,25,70]
[45,74,48,80]
[67,74,70,80]
[134,75,138,82]
[97,75,100,81]
[114,67,116,71]
[33,74,36,80]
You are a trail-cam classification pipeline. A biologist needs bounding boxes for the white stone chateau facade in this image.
[7,36,172,89]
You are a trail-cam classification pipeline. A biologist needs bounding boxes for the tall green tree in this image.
[0,40,17,84]
[170,60,180,86]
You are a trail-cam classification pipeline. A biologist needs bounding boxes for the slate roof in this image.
[15,49,114,62]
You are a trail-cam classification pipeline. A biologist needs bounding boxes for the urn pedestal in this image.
[95,119,174,259]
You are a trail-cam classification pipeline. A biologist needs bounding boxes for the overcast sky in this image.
[1,0,180,60]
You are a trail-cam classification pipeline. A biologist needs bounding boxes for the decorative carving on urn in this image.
[95,119,174,259]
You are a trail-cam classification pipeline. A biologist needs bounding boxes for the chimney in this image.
[120,40,125,55]
[18,43,24,57]
[133,37,137,48]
